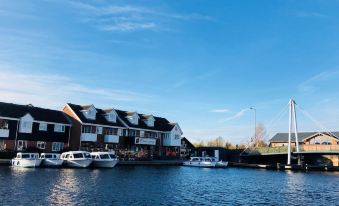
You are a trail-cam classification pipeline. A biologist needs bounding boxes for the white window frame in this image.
[52,142,64,152]
[17,140,27,151]
[96,127,103,135]
[37,141,46,150]
[54,124,65,133]
[39,122,48,131]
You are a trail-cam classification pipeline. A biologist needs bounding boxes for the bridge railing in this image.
[242,144,339,155]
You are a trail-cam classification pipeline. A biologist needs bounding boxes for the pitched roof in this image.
[115,110,175,131]
[67,103,125,127]
[270,132,339,143]
[0,102,70,124]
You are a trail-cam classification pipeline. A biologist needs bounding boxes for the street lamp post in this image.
[250,107,256,147]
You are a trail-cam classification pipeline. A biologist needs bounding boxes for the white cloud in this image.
[219,108,250,122]
[295,11,328,18]
[67,1,211,32]
[0,66,149,109]
[210,109,231,113]
[298,70,339,93]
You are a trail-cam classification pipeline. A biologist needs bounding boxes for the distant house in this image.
[0,102,71,152]
[269,132,339,147]
[180,137,196,158]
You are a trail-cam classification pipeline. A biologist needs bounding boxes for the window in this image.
[82,125,92,133]
[17,140,27,151]
[19,121,33,133]
[37,141,46,149]
[0,119,8,129]
[140,131,145,137]
[52,142,64,152]
[96,127,103,134]
[118,129,122,136]
[39,123,47,131]
[175,135,180,140]
[54,124,65,132]
[107,113,116,122]
[73,153,84,158]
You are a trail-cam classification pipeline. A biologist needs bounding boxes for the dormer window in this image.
[144,115,155,127]
[19,113,33,133]
[82,105,97,120]
[127,112,139,125]
[105,110,117,123]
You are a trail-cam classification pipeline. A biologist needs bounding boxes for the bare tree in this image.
[251,123,268,148]
[207,136,226,147]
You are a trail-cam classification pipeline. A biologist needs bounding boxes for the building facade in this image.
[0,102,71,152]
[63,103,183,158]
[269,132,339,147]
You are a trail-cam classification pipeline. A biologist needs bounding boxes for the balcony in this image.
[0,129,9,138]
[104,135,119,143]
[80,133,97,142]
[135,137,156,145]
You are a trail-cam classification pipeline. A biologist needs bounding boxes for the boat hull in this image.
[42,159,64,167]
[64,159,93,168]
[215,161,228,168]
[11,159,42,168]
[183,161,216,168]
[92,159,119,168]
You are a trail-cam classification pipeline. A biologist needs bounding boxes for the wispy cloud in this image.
[219,108,250,122]
[298,70,339,94]
[0,66,149,109]
[67,1,212,32]
[295,11,328,18]
[171,70,220,89]
[210,109,231,113]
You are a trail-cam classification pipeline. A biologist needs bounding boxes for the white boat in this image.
[40,153,63,167]
[11,153,42,168]
[90,152,119,168]
[60,151,93,168]
[183,157,217,168]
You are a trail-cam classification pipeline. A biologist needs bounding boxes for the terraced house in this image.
[63,103,183,158]
[0,102,71,152]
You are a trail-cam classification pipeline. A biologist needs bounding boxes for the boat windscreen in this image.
[100,154,110,159]
[109,154,116,159]
[73,153,84,158]
[84,153,91,158]
[45,154,53,158]
[22,154,30,158]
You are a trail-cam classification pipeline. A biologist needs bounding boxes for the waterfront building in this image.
[63,103,183,158]
[180,137,196,158]
[0,102,71,152]
[269,132,339,147]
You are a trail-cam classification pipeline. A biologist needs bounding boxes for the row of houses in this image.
[0,102,183,158]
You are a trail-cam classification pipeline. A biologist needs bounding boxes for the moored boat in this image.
[61,151,92,168]
[11,153,42,168]
[91,152,119,168]
[211,158,228,168]
[40,153,63,167]
[183,157,217,168]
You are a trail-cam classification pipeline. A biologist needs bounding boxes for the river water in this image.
[0,166,338,205]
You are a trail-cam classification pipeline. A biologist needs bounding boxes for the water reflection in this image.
[47,169,82,205]
[0,166,338,205]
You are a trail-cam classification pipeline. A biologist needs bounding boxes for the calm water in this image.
[0,166,338,206]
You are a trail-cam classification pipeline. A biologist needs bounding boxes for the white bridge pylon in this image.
[287,99,300,165]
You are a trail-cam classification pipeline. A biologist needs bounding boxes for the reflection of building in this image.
[180,137,196,158]
[0,102,71,152]
[63,103,183,158]
[269,132,339,147]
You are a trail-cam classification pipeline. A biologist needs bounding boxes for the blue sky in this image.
[1,0,339,144]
